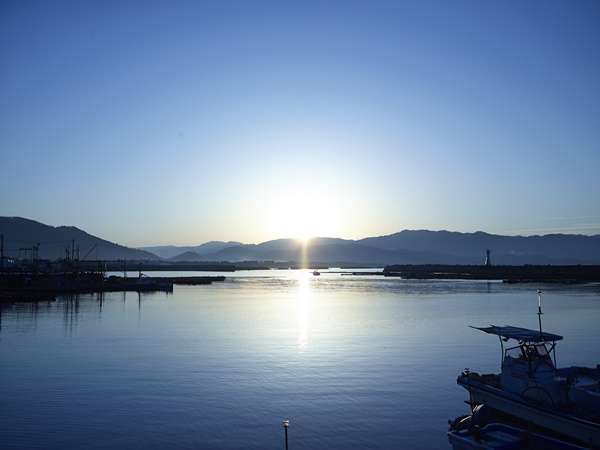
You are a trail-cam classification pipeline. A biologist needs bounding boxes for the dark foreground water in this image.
[1,270,600,450]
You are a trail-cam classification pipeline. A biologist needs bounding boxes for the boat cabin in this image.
[473,325,565,405]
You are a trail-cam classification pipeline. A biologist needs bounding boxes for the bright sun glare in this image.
[267,187,340,241]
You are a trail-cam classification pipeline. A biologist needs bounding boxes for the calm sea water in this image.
[1,270,600,450]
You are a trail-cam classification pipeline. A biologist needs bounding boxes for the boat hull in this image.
[458,374,600,448]
[448,423,588,450]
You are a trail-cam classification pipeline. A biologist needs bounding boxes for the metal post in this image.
[33,243,39,272]
[537,289,543,337]
[282,419,289,450]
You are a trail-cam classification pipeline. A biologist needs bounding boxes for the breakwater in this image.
[99,262,237,272]
[383,264,600,283]
[162,276,226,285]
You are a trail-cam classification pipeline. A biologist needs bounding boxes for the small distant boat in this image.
[448,423,587,450]
[312,271,321,276]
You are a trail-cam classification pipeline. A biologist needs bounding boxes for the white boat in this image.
[457,293,600,448]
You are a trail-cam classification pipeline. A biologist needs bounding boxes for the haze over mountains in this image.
[3,217,600,265]
[143,242,243,259]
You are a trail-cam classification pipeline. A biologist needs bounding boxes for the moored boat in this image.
[457,291,600,448]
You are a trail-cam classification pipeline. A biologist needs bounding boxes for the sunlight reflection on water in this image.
[295,270,312,350]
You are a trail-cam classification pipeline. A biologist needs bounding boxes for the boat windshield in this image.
[506,346,525,359]
[504,342,555,367]
[534,343,550,357]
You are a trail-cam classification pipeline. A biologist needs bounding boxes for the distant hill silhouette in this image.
[359,230,600,264]
[3,217,599,265]
[0,217,159,261]
[168,232,600,265]
[142,241,242,259]
[168,251,205,262]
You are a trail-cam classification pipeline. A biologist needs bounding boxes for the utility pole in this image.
[537,289,544,337]
[33,243,40,265]
[75,245,80,275]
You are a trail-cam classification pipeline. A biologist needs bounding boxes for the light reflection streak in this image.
[295,269,312,349]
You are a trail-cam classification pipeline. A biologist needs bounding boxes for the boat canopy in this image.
[471,325,563,342]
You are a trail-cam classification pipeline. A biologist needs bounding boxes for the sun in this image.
[297,234,312,245]
[267,187,339,240]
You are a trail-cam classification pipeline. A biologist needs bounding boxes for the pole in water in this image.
[282,419,290,450]
[537,289,543,337]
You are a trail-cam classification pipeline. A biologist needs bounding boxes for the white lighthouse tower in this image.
[485,249,491,266]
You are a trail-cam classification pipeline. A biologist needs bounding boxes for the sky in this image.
[1,0,599,246]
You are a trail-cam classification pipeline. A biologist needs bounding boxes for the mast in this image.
[537,289,543,337]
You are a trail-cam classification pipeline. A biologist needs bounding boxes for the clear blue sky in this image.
[1,0,599,246]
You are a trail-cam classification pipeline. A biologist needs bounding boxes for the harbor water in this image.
[1,270,599,450]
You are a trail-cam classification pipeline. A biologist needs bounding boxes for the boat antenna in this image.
[537,289,543,337]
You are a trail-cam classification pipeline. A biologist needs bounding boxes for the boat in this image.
[448,422,588,450]
[457,292,600,448]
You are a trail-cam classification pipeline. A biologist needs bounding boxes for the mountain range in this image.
[2,216,600,265]
[0,217,158,261]
[147,232,600,265]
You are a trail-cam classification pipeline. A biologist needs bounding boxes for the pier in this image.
[0,272,226,303]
